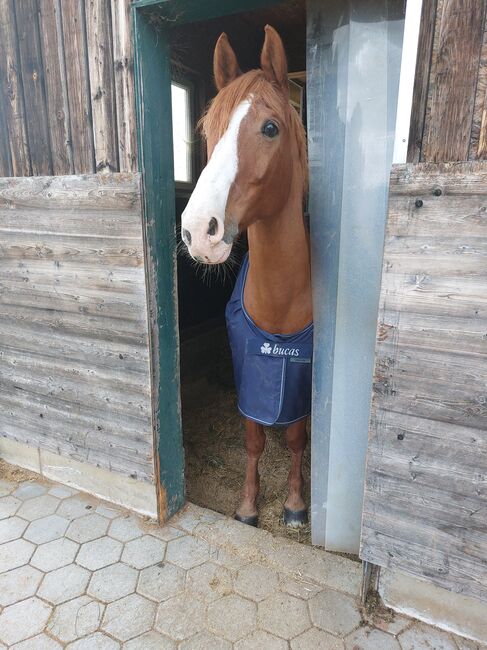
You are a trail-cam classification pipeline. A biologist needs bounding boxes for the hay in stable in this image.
[182,376,311,545]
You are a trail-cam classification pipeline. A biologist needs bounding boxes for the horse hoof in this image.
[234,513,258,527]
[283,506,308,527]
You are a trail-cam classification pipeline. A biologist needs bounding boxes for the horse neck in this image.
[244,177,312,334]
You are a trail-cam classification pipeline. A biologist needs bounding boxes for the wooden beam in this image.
[38,0,73,175]
[0,0,31,176]
[85,0,119,172]
[60,0,95,174]
[14,0,52,176]
[111,0,137,172]
[133,8,184,521]
[407,0,437,163]
[422,0,487,162]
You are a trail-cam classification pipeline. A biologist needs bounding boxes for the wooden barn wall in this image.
[360,162,487,602]
[408,0,487,163]
[0,173,154,484]
[0,0,136,177]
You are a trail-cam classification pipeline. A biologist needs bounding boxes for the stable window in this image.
[171,81,193,185]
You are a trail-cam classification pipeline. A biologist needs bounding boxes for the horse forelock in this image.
[199,70,308,194]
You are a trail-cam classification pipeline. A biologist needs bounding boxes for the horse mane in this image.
[199,70,308,195]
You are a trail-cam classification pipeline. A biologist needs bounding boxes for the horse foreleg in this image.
[283,418,308,526]
[235,418,266,527]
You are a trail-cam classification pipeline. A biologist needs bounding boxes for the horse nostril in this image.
[182,229,192,246]
[207,217,218,237]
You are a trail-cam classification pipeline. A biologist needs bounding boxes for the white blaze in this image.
[181,99,251,260]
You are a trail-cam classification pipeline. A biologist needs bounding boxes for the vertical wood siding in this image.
[0,173,154,482]
[0,0,136,177]
[360,161,487,603]
[409,0,487,162]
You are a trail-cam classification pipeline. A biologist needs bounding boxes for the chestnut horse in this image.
[181,26,312,527]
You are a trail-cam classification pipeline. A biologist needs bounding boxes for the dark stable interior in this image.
[172,0,311,544]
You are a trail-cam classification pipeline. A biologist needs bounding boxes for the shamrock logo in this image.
[261,342,272,355]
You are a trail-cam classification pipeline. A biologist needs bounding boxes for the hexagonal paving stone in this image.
[108,515,144,542]
[31,537,79,572]
[0,597,52,645]
[101,593,156,642]
[16,495,59,521]
[279,576,322,600]
[181,632,232,650]
[121,535,166,569]
[124,631,176,650]
[309,590,361,636]
[258,593,311,640]
[345,626,400,649]
[65,632,120,649]
[186,562,233,602]
[155,594,206,641]
[144,524,185,542]
[0,479,15,497]
[96,503,121,519]
[12,482,47,500]
[165,535,210,570]
[56,496,94,521]
[292,628,345,650]
[137,562,185,602]
[452,636,487,650]
[0,515,28,543]
[10,633,63,649]
[24,514,69,544]
[309,590,361,638]
[0,565,43,606]
[235,565,279,602]
[47,595,104,643]
[208,594,257,642]
[66,513,109,543]
[0,538,35,573]
[398,623,458,650]
[88,562,138,602]
[209,547,250,571]
[236,630,288,650]
[38,563,91,604]
[76,535,122,571]
[48,485,78,499]
[0,495,21,519]
[370,613,411,636]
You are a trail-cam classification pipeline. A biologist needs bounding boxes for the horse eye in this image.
[262,120,279,138]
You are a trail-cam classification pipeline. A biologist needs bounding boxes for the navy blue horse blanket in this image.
[225,254,313,426]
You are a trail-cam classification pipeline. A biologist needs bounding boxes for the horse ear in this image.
[260,25,289,98]
[214,33,242,91]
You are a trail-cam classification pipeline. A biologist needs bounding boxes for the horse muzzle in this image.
[181,220,233,265]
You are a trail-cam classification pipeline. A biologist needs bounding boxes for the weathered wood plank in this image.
[14,0,52,175]
[469,15,487,159]
[60,0,95,174]
[422,0,487,161]
[378,310,487,357]
[0,173,139,209]
[360,162,487,603]
[0,0,31,176]
[477,83,487,159]
[111,0,136,172]
[0,173,154,484]
[38,0,73,175]
[407,0,438,163]
[0,58,12,176]
[85,0,119,172]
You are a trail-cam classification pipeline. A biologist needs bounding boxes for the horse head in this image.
[181,25,307,264]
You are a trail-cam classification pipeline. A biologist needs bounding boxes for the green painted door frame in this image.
[132,0,280,521]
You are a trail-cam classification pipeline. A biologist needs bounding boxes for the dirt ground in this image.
[0,458,38,483]
[182,374,312,546]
